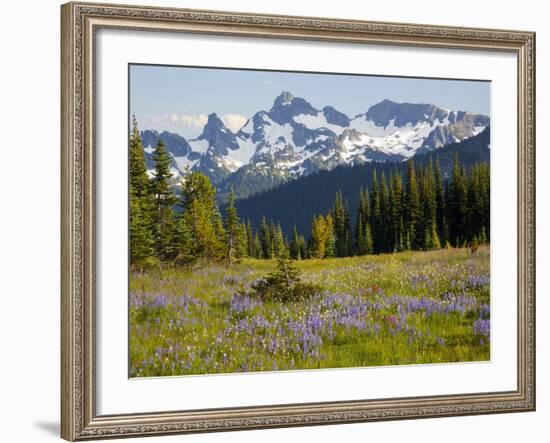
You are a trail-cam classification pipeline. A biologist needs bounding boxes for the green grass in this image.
[129,246,490,377]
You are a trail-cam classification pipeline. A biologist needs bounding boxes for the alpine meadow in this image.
[129,65,491,377]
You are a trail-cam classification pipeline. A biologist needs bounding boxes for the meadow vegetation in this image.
[130,246,490,377]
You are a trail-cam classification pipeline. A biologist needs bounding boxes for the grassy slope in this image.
[130,246,490,376]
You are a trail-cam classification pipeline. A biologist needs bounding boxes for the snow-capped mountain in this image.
[140,91,489,197]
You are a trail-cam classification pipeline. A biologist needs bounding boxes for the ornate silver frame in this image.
[61,2,536,440]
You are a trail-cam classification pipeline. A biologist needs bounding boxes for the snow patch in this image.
[173,154,198,172]
[227,136,257,167]
[188,138,209,154]
[293,113,347,136]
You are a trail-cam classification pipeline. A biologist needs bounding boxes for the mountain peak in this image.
[269,91,317,124]
[366,99,448,127]
[197,112,233,140]
[273,91,295,108]
[207,112,222,123]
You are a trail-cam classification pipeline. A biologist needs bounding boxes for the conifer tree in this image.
[128,116,156,269]
[404,159,421,249]
[370,171,382,253]
[332,190,352,257]
[236,222,248,259]
[298,233,308,260]
[390,173,403,252]
[224,189,240,265]
[434,159,446,243]
[129,115,151,199]
[310,215,327,259]
[324,213,335,258]
[290,226,302,260]
[150,139,178,260]
[180,172,225,262]
[354,188,366,255]
[422,160,437,250]
[129,192,156,269]
[479,226,488,244]
[448,153,468,247]
[245,220,255,258]
[173,215,193,265]
[379,172,390,252]
[253,232,262,259]
[259,216,272,259]
[273,222,286,258]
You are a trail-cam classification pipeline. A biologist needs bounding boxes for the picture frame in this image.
[61,1,536,440]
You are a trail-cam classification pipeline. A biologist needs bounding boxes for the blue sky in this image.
[130,64,490,139]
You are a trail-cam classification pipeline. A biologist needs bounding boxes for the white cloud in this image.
[138,113,248,138]
[180,114,208,128]
[221,114,248,133]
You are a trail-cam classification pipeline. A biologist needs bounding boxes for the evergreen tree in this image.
[479,226,488,244]
[245,220,255,258]
[370,171,382,253]
[324,213,335,258]
[173,215,193,265]
[354,188,365,255]
[273,222,287,258]
[298,234,308,260]
[332,190,352,257]
[236,222,248,259]
[150,139,178,260]
[390,173,403,252]
[404,159,421,249]
[434,159,446,243]
[448,153,468,247]
[224,189,241,265]
[289,226,302,260]
[253,233,262,259]
[129,115,151,199]
[129,192,156,269]
[422,160,438,250]
[180,172,225,262]
[310,215,327,259]
[259,216,272,259]
[128,116,156,269]
[379,172,390,252]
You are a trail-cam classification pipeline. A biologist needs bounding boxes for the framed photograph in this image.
[61,1,536,440]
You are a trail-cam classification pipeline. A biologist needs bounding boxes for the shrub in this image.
[250,258,322,302]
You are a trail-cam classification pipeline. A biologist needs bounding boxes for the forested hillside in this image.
[234,129,490,238]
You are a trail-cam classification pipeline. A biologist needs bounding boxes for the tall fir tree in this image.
[324,213,335,258]
[310,215,327,259]
[128,116,156,269]
[434,158,446,243]
[379,172,391,252]
[390,172,404,251]
[179,172,225,262]
[290,226,302,260]
[331,190,352,257]
[370,171,382,253]
[224,189,241,265]
[273,222,287,258]
[259,216,272,259]
[150,139,178,260]
[448,153,469,247]
[245,220,255,258]
[422,160,438,250]
[404,159,421,249]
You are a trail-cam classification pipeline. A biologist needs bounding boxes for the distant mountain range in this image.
[234,128,491,238]
[140,91,490,200]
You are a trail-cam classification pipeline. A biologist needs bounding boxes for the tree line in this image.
[130,118,489,269]
[301,158,489,260]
